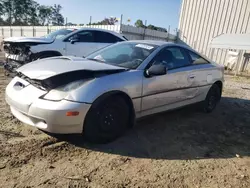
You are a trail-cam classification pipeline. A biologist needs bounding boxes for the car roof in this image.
[74,27,127,40]
[126,40,195,50]
[58,28,78,31]
[128,40,171,46]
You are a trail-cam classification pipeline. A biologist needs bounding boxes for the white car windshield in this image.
[44,29,74,39]
[86,42,158,69]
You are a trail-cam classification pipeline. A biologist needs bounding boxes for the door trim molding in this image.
[132,83,212,99]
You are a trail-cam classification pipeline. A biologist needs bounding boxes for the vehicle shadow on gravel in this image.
[56,97,250,160]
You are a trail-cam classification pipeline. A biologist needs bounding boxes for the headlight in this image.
[42,79,91,101]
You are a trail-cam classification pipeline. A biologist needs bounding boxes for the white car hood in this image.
[16,56,126,80]
[3,36,54,44]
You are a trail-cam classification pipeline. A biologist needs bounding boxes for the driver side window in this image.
[68,31,94,42]
[151,47,190,70]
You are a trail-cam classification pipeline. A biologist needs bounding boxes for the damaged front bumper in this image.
[3,43,35,76]
[3,60,22,77]
[5,76,91,134]
[3,53,27,77]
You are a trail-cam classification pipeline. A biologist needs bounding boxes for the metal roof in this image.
[210,33,250,50]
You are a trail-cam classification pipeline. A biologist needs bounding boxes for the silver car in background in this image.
[5,40,224,143]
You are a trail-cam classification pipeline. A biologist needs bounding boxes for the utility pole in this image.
[167,25,171,41]
[119,14,123,33]
[120,14,123,25]
[89,16,92,25]
[143,20,147,40]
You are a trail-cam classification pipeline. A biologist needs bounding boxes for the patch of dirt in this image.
[1,72,250,188]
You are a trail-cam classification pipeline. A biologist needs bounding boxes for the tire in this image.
[83,96,130,144]
[203,84,221,113]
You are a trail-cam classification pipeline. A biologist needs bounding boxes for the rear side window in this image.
[94,31,123,43]
[188,51,210,65]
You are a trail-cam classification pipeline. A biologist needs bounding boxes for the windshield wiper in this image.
[87,58,105,63]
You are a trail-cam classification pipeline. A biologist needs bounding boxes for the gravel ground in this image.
[0,71,250,188]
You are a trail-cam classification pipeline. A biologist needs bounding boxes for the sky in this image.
[36,0,182,32]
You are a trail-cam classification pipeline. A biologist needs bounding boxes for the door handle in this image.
[189,75,196,79]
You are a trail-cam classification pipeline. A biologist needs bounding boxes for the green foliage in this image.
[51,4,64,26]
[38,5,52,25]
[0,0,64,26]
[135,19,145,28]
[90,17,118,25]
[134,19,167,32]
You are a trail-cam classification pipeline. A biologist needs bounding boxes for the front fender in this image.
[65,70,143,104]
[30,41,65,55]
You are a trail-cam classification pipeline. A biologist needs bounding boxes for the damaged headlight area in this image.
[41,79,92,101]
[4,42,33,63]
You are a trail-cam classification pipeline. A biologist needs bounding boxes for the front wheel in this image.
[83,96,130,143]
[203,84,221,113]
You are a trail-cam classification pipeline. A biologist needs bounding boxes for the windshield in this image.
[44,29,74,39]
[86,42,158,69]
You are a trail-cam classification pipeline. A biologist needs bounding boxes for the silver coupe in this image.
[5,40,224,143]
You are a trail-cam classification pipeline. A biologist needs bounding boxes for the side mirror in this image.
[70,38,79,44]
[145,64,167,77]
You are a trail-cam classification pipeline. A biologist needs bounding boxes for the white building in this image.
[178,0,250,72]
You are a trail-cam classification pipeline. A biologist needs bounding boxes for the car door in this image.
[141,46,200,111]
[184,49,214,96]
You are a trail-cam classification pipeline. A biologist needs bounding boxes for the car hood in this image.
[16,56,126,80]
[3,36,54,44]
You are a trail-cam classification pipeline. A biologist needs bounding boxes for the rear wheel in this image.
[83,96,130,143]
[203,84,221,113]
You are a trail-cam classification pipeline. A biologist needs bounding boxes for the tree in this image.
[66,22,77,26]
[91,17,118,25]
[147,24,157,30]
[2,0,13,25]
[51,4,64,26]
[103,17,118,25]
[0,1,6,25]
[0,0,64,26]
[38,5,52,25]
[28,0,39,25]
[147,24,167,32]
[134,19,145,28]
[134,19,167,32]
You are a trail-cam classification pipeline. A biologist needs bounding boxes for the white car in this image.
[3,28,127,73]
